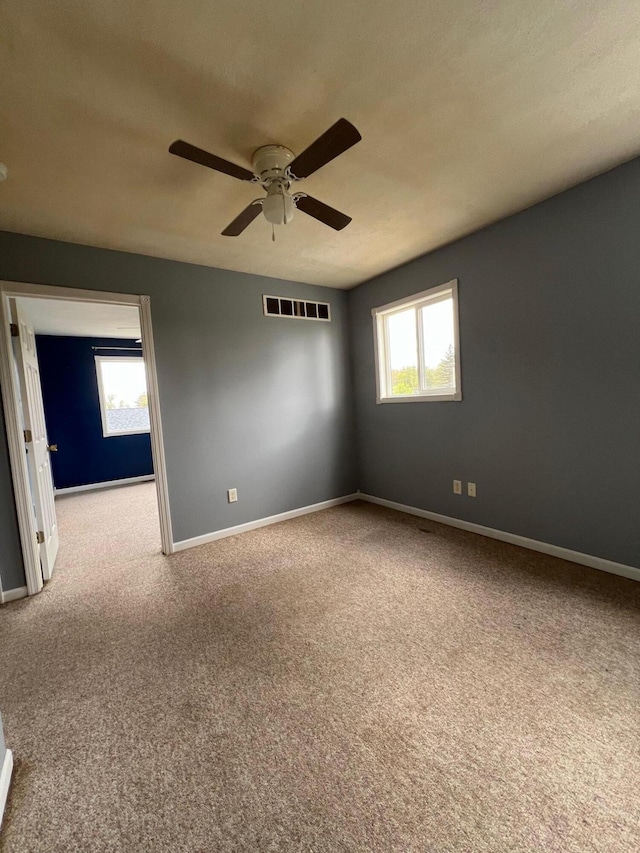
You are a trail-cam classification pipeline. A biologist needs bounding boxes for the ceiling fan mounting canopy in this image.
[168,118,361,237]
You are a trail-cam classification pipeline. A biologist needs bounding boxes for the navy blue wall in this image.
[36,336,154,490]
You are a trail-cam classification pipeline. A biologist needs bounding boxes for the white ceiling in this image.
[2,1,640,289]
[17,298,141,339]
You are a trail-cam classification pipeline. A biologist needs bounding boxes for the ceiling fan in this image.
[169,118,361,238]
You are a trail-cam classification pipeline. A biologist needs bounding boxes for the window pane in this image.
[99,360,150,434]
[421,297,455,390]
[387,307,418,396]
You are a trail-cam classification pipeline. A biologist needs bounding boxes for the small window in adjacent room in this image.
[372,279,461,403]
[95,356,151,436]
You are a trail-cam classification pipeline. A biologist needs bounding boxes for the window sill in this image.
[377,392,462,404]
[102,429,151,437]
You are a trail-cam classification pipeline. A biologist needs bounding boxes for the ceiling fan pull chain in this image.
[272,223,276,243]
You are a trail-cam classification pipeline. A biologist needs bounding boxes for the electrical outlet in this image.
[227,488,238,503]
[453,480,462,495]
[467,482,476,498]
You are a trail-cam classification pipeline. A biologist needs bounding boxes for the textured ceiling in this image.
[1,1,640,289]
[18,298,140,339]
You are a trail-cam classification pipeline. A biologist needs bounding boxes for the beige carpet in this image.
[0,483,638,852]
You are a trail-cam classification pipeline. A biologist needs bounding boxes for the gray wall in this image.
[349,157,640,569]
[0,233,357,591]
[2,155,639,591]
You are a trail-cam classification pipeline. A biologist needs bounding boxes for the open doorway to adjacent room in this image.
[0,282,172,600]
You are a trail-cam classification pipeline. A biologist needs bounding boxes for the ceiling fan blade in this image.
[295,194,352,230]
[221,202,263,236]
[169,140,255,181]
[288,119,361,179]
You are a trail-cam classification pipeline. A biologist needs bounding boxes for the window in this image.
[95,356,150,436]
[372,280,461,403]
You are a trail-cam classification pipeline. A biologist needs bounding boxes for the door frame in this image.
[0,281,174,596]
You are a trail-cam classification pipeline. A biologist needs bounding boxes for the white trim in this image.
[358,493,640,583]
[370,280,456,316]
[0,749,13,829]
[0,282,140,305]
[54,475,155,496]
[0,586,28,605]
[372,306,384,406]
[173,494,358,552]
[140,295,174,555]
[0,281,175,591]
[377,391,462,403]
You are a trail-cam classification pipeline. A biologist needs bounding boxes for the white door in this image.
[11,299,59,580]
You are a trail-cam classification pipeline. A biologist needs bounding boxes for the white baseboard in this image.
[358,493,640,583]
[0,586,28,605]
[0,748,13,829]
[54,474,155,496]
[173,493,359,552]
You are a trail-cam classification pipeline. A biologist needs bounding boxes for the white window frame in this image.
[95,355,151,437]
[372,279,462,404]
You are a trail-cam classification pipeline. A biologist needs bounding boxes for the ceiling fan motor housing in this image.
[251,145,295,182]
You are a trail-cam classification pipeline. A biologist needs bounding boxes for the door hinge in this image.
[10,323,19,337]
[24,429,32,443]
[36,530,45,544]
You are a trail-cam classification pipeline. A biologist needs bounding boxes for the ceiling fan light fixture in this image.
[262,184,295,226]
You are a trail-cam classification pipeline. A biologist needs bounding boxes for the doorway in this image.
[0,282,173,599]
